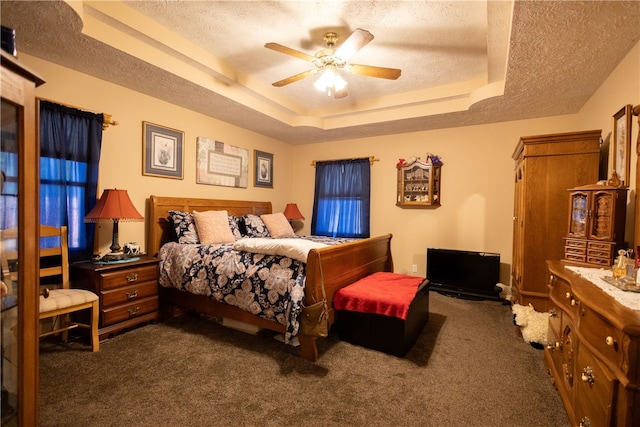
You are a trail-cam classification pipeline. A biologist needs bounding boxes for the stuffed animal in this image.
[512,303,548,348]
[496,283,512,301]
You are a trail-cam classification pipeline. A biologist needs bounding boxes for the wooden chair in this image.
[1,225,99,351]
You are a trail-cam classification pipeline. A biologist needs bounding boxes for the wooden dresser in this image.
[545,260,640,427]
[70,256,160,341]
[512,130,601,311]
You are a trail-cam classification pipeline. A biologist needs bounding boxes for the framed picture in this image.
[196,137,248,188]
[611,104,633,186]
[254,150,273,188]
[142,122,184,179]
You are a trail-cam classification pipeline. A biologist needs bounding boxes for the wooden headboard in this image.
[146,195,272,257]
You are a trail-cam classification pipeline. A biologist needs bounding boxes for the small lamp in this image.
[84,189,144,262]
[283,203,305,230]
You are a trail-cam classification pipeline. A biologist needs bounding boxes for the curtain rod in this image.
[37,97,118,130]
[311,156,379,167]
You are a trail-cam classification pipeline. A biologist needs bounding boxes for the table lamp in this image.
[283,203,305,230]
[84,189,143,262]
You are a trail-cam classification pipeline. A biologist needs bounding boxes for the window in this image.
[39,101,103,261]
[311,158,370,238]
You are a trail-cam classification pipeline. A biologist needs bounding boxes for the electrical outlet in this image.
[412,264,418,273]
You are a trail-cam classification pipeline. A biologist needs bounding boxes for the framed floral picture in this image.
[254,150,273,188]
[142,122,184,179]
[611,104,633,186]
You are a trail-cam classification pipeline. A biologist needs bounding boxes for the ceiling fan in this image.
[265,28,402,99]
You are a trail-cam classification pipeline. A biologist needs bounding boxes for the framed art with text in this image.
[196,137,249,188]
[254,150,273,188]
[142,122,184,179]
[612,104,632,186]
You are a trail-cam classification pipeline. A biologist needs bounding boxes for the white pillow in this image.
[261,212,295,238]
[193,210,236,244]
[233,238,328,262]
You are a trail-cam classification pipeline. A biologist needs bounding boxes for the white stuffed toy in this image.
[512,303,548,348]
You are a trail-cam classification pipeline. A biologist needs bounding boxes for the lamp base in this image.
[93,252,139,264]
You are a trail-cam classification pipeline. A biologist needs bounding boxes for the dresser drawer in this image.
[99,264,159,290]
[586,256,611,266]
[549,273,575,314]
[574,346,618,427]
[579,305,625,370]
[565,252,586,263]
[565,239,587,249]
[101,280,157,308]
[102,296,158,326]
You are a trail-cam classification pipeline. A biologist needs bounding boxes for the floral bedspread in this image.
[158,236,354,342]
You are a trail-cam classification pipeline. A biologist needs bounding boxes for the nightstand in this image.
[70,256,160,341]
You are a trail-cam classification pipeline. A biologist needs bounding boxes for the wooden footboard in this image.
[302,234,394,360]
[147,195,393,362]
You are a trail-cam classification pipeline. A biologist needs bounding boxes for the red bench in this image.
[334,272,430,357]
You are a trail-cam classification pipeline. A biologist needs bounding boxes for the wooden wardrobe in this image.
[511,130,601,312]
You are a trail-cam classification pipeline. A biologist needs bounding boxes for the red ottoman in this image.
[333,272,430,357]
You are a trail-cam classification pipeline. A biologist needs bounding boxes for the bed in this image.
[146,195,394,361]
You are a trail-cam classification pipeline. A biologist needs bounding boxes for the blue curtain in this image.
[311,158,370,238]
[39,101,102,261]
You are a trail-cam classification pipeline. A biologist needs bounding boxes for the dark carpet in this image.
[39,291,569,426]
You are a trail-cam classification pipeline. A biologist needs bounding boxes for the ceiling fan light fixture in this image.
[314,68,347,96]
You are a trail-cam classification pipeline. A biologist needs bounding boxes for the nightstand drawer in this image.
[99,264,158,290]
[101,281,157,308]
[102,296,158,326]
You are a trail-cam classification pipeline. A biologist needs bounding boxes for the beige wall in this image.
[19,40,639,283]
[578,40,640,244]
[22,54,295,255]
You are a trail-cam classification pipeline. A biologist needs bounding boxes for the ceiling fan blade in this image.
[335,28,374,61]
[347,64,401,80]
[265,42,316,62]
[271,69,317,87]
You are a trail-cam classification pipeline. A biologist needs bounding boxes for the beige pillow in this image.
[193,210,236,244]
[261,212,296,238]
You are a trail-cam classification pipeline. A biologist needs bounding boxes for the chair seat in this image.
[39,289,99,313]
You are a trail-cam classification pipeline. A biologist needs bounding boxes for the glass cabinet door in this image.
[589,191,615,240]
[1,99,20,426]
[1,50,43,427]
[568,192,588,238]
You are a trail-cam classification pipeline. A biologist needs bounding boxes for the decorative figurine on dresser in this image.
[396,154,442,208]
[563,184,627,267]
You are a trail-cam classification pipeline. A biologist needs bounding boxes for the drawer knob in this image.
[579,417,591,427]
[126,273,138,282]
[581,366,595,384]
[565,291,571,299]
[571,298,579,307]
[549,309,557,318]
[128,306,140,316]
[126,290,138,300]
[605,336,618,350]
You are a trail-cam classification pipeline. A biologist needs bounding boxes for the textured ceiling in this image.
[1,1,639,145]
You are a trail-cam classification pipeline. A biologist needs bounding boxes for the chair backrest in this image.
[39,225,70,290]
[0,225,70,292]
[0,227,19,293]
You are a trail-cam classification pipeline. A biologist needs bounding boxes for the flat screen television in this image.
[427,248,501,300]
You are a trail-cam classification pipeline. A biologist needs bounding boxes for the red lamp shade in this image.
[283,203,304,221]
[84,189,143,222]
[84,189,143,257]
